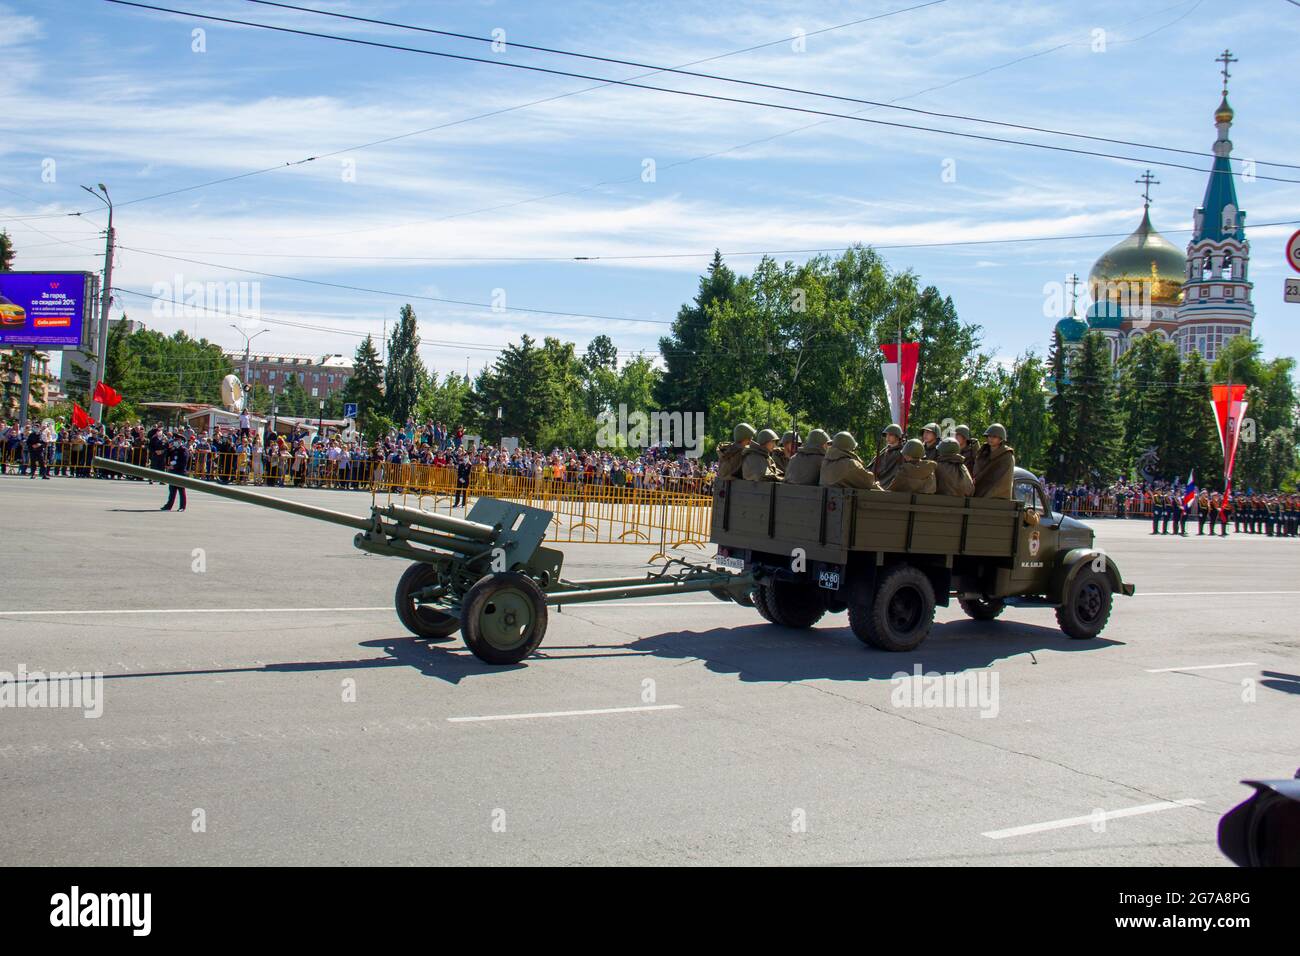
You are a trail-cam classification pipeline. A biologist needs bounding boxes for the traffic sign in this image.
[1286,276,1300,304]
[1286,229,1300,275]
[343,402,358,418]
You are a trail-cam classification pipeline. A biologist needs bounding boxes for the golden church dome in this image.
[1088,208,1186,306]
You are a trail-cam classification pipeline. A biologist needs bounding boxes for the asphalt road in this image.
[2,474,1297,866]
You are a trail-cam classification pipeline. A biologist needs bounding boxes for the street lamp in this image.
[229,324,268,412]
[81,184,113,421]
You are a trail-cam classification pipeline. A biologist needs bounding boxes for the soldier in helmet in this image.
[741,428,784,481]
[953,424,978,475]
[870,423,904,487]
[716,422,755,480]
[972,424,1015,498]
[774,430,799,471]
[933,437,974,496]
[819,431,883,490]
[886,439,938,494]
[784,429,830,485]
[920,422,941,461]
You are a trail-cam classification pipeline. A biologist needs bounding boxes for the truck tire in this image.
[759,579,826,629]
[958,595,1005,621]
[461,572,549,664]
[395,562,460,639]
[850,565,935,651]
[1055,569,1112,639]
[752,585,778,624]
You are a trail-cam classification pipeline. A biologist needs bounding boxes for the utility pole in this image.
[82,184,113,421]
[230,324,268,403]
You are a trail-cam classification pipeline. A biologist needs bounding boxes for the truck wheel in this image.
[752,586,778,624]
[759,579,826,629]
[958,595,1005,621]
[1055,569,1112,639]
[850,565,935,651]
[461,572,549,664]
[394,562,460,639]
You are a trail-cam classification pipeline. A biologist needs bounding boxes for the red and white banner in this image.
[879,342,919,431]
[1210,384,1248,484]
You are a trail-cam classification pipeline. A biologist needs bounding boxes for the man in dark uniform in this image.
[147,425,167,483]
[953,425,978,475]
[453,453,472,508]
[1150,489,1163,535]
[25,425,49,479]
[870,424,905,487]
[159,438,190,511]
[920,422,941,461]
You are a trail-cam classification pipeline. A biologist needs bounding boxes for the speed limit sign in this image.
[1287,229,1300,275]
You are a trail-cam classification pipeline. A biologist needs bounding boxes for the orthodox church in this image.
[1055,51,1254,364]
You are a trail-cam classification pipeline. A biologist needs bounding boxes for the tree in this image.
[708,387,792,450]
[1044,331,1074,482]
[415,371,472,426]
[341,334,384,439]
[0,230,15,270]
[1000,351,1050,473]
[1065,332,1122,483]
[383,304,426,425]
[102,315,145,424]
[656,250,739,413]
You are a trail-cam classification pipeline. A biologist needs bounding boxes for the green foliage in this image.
[1211,336,1299,490]
[340,334,385,439]
[0,230,15,271]
[708,388,792,446]
[92,325,232,412]
[383,304,427,425]
[415,371,472,425]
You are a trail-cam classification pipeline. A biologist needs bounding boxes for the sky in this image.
[3,0,1299,381]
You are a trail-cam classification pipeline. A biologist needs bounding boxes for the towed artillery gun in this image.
[711,467,1135,650]
[93,457,755,664]
[93,458,1132,663]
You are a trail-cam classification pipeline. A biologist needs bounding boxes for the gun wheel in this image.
[461,572,549,665]
[394,562,460,640]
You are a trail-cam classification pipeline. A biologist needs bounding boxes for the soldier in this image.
[773,430,799,471]
[820,432,883,490]
[1150,488,1163,535]
[869,424,904,487]
[716,423,755,480]
[784,429,830,485]
[741,428,784,481]
[920,422,941,461]
[933,438,974,496]
[953,424,978,475]
[1197,490,1210,536]
[972,424,1015,498]
[159,437,190,512]
[886,438,937,494]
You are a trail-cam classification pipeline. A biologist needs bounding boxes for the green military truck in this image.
[711,467,1135,651]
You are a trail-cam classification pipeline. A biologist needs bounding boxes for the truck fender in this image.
[1049,548,1135,604]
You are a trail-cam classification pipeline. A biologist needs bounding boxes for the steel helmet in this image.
[882,423,903,439]
[780,430,798,446]
[807,428,831,447]
[984,423,1007,441]
[756,428,779,445]
[733,422,756,442]
[831,431,858,452]
[954,424,972,441]
[922,422,940,437]
[902,438,925,460]
[937,438,961,458]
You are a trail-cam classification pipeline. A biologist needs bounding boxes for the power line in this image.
[246,0,1297,172]
[105,0,1300,185]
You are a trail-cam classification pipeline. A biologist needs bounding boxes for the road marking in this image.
[1145,662,1257,673]
[447,704,682,723]
[982,799,1204,840]
[1137,590,1300,597]
[0,607,391,616]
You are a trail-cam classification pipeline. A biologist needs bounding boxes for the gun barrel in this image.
[92,457,373,532]
[375,504,496,542]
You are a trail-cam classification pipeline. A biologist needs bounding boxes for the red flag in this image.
[1210,384,1248,484]
[93,381,123,407]
[72,402,93,429]
[879,342,920,431]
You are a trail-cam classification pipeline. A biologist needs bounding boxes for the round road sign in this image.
[1286,230,1300,275]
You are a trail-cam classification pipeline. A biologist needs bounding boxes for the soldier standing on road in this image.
[453,452,472,508]
[783,429,830,485]
[159,438,190,512]
[820,432,883,490]
[971,424,1015,498]
[920,422,941,461]
[887,439,938,494]
[869,424,904,487]
[953,425,978,475]
[933,438,974,496]
[1150,489,1162,535]
[716,423,755,480]
[741,429,784,482]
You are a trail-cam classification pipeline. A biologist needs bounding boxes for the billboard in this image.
[0,271,95,349]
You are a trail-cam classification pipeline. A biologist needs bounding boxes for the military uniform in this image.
[741,444,783,482]
[971,426,1015,499]
[820,432,883,490]
[784,430,829,486]
[888,458,938,494]
[934,439,974,497]
[920,423,941,462]
[717,423,755,481]
[869,425,905,488]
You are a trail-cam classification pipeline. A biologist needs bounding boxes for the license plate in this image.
[817,569,842,591]
[714,553,745,571]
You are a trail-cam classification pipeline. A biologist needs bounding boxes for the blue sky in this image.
[4,0,1299,379]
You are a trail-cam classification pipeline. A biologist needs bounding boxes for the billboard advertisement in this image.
[0,271,94,349]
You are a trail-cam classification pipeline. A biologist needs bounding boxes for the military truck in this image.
[711,467,1134,651]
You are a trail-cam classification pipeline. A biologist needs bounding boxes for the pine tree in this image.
[655,250,737,412]
[1068,332,1122,483]
[0,230,15,270]
[1044,330,1074,482]
[383,304,426,425]
[341,334,385,438]
[1177,351,1223,487]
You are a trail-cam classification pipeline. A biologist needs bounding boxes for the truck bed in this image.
[711,480,1023,563]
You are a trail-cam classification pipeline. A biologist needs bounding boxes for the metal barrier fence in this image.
[5,442,716,554]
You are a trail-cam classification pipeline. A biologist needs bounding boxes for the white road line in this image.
[0,607,390,616]
[447,704,682,723]
[1145,662,1258,673]
[982,799,1204,840]
[1137,590,1300,597]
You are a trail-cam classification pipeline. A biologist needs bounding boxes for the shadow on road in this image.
[1261,670,1300,695]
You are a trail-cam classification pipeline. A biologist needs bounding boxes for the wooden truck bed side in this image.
[712,480,1021,561]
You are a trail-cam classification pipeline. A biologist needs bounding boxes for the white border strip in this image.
[982,799,1204,839]
[448,704,682,723]
[1145,662,1257,673]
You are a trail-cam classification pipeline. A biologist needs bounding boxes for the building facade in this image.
[1,349,51,417]
[1055,54,1253,365]
[225,352,355,400]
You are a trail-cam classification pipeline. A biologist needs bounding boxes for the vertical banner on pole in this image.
[879,343,920,431]
[1210,384,1249,485]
